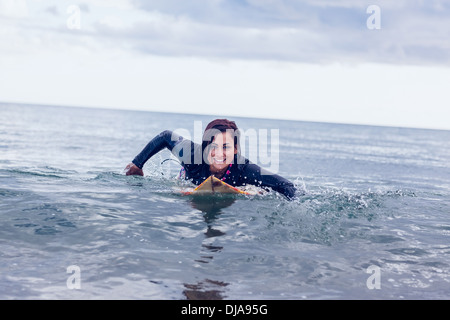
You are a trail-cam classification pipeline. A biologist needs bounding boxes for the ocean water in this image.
[1,102,449,300]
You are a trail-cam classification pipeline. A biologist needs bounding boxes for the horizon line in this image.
[1,100,449,133]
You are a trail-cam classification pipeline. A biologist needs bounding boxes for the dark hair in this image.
[201,119,240,154]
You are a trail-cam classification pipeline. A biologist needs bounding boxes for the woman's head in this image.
[202,119,240,173]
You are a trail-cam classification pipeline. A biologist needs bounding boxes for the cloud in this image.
[1,0,449,66]
[1,1,449,130]
[0,0,28,18]
[45,6,59,16]
[88,0,447,65]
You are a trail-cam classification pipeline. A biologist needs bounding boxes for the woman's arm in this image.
[241,163,297,200]
[124,163,144,176]
[125,130,180,175]
[131,130,178,169]
[125,130,201,176]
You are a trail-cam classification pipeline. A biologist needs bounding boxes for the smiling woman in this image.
[124,119,297,199]
[201,119,239,176]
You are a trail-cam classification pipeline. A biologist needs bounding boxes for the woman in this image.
[124,119,296,199]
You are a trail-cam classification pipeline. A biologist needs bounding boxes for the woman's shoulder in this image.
[235,157,265,174]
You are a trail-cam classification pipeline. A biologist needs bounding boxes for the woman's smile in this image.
[212,157,225,164]
[208,131,237,173]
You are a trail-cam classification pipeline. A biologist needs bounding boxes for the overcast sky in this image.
[1,0,449,130]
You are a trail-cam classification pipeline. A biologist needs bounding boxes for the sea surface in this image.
[1,102,449,300]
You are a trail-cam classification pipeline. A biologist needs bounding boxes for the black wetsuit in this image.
[132,130,296,199]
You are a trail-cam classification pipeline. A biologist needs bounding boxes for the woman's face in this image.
[207,131,237,173]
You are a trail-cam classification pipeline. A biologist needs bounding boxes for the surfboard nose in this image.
[212,181,222,188]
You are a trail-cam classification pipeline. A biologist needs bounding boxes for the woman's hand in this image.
[124,163,144,176]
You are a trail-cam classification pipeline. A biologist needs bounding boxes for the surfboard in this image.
[181,175,254,196]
